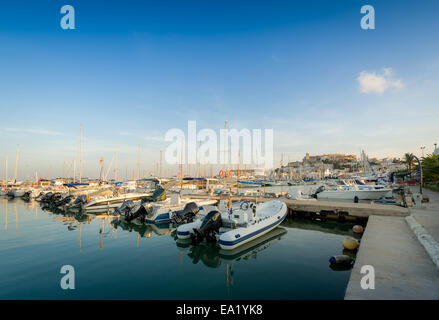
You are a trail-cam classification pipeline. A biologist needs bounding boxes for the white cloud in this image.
[357,68,403,94]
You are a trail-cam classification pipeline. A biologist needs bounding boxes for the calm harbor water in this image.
[0,198,358,300]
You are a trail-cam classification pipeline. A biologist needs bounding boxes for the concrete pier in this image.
[183,194,409,218]
[345,187,439,300]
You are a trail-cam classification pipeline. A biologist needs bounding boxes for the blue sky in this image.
[0,0,438,179]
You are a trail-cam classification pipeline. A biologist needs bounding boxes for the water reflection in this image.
[282,216,358,236]
[2,198,358,271]
[176,227,287,266]
[111,219,176,238]
[0,198,357,299]
[175,227,288,288]
[282,217,359,271]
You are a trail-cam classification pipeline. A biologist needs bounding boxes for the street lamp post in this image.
[413,155,423,194]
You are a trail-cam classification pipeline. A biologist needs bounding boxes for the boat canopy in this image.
[63,183,90,187]
[238,180,266,186]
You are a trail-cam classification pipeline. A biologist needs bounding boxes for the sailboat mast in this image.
[114,150,118,181]
[237,149,240,195]
[137,143,141,180]
[160,150,163,178]
[224,120,227,166]
[5,155,8,186]
[13,145,19,183]
[62,161,65,183]
[79,124,83,183]
[100,157,104,182]
[73,159,76,183]
[180,137,184,188]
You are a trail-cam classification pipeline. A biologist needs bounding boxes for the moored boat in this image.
[176,200,288,250]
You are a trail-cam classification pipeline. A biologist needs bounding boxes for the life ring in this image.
[225,170,231,178]
[218,170,224,177]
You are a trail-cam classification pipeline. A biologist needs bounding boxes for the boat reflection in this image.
[176,227,287,288]
[281,216,356,236]
[111,219,176,238]
[176,227,287,267]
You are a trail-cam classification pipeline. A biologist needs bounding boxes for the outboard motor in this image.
[172,202,199,224]
[53,193,62,204]
[22,191,32,201]
[191,210,222,245]
[114,200,136,216]
[54,195,74,207]
[123,204,150,222]
[39,192,51,203]
[311,186,325,199]
[70,195,88,208]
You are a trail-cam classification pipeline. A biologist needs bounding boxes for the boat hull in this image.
[316,189,391,200]
[218,202,287,250]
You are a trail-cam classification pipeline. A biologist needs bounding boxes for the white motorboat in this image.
[80,192,153,213]
[315,184,392,200]
[289,189,316,201]
[144,199,218,223]
[176,200,288,250]
[11,189,27,197]
[117,193,218,224]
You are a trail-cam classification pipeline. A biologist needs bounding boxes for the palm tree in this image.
[404,153,415,172]
[421,154,439,186]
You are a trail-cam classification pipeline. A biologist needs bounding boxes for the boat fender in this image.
[329,255,353,266]
[353,225,364,234]
[342,237,358,250]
